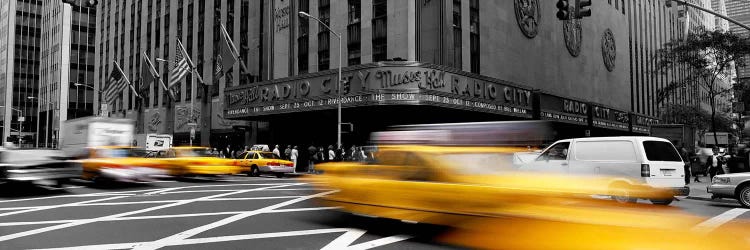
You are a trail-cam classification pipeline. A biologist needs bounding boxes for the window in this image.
[372,0,387,62]
[347,0,361,66]
[642,141,682,162]
[375,151,406,165]
[536,142,570,161]
[469,0,479,73]
[575,141,637,161]
[298,0,309,73]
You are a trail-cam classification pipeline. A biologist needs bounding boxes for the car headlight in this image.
[712,177,731,184]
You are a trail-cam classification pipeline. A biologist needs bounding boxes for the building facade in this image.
[37,0,96,148]
[224,0,700,148]
[90,1,712,149]
[0,0,42,147]
[94,0,257,147]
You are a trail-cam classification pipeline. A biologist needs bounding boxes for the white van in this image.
[518,137,688,205]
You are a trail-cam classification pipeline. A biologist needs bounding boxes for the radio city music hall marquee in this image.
[225,64,534,118]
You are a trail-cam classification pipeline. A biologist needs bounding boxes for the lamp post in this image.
[298,11,343,148]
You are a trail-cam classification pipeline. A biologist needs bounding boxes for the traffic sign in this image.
[18,116,25,122]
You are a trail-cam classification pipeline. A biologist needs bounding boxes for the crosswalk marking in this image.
[691,208,750,234]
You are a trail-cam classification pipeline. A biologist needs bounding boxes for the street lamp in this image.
[298,11,343,148]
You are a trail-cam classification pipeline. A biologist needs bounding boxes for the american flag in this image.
[103,63,128,104]
[168,42,191,88]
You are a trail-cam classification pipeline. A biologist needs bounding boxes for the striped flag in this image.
[168,41,191,88]
[140,53,158,92]
[103,61,129,104]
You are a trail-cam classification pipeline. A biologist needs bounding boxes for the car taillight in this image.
[268,162,280,166]
[284,163,294,167]
[641,164,650,177]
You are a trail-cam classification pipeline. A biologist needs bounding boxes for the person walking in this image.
[273,145,281,158]
[676,142,691,184]
[291,146,299,173]
[308,145,318,173]
[284,145,292,160]
[707,147,724,180]
[328,145,336,162]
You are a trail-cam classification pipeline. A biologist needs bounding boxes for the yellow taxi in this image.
[79,146,166,182]
[306,144,750,249]
[235,151,295,178]
[146,147,242,178]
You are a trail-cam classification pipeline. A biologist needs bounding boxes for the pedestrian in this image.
[348,145,356,161]
[291,146,299,173]
[675,142,691,184]
[284,145,292,160]
[308,145,318,173]
[707,147,723,180]
[225,145,232,158]
[319,146,327,162]
[328,145,336,162]
[273,145,281,158]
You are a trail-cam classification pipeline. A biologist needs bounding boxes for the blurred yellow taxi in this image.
[306,144,750,249]
[79,146,166,182]
[147,147,241,177]
[308,145,675,224]
[235,151,295,178]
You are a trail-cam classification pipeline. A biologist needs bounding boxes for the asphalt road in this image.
[0,176,747,250]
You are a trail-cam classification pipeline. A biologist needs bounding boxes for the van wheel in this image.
[736,185,750,208]
[249,166,260,177]
[611,185,637,203]
[650,198,674,205]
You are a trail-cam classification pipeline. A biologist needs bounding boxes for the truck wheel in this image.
[650,198,674,205]
[250,166,260,177]
[737,185,750,208]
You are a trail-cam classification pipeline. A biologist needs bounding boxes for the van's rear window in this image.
[642,141,682,162]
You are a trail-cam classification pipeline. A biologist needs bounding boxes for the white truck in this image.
[135,134,173,151]
[60,117,135,157]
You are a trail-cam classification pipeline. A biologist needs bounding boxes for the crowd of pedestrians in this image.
[216,143,374,174]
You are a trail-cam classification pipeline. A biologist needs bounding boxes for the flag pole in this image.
[220,24,250,74]
[177,39,205,85]
[143,52,175,100]
[113,61,140,98]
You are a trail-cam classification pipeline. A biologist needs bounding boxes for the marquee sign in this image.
[538,93,589,126]
[225,63,534,119]
[591,104,630,131]
[631,113,659,134]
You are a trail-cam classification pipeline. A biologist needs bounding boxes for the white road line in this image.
[320,229,367,250]
[266,207,339,213]
[142,187,183,196]
[160,190,242,194]
[0,196,126,218]
[131,190,339,250]
[0,196,303,212]
[320,228,412,250]
[691,208,750,234]
[31,228,355,250]
[0,205,333,227]
[0,183,304,242]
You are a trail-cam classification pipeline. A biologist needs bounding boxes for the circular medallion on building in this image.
[514,0,541,39]
[563,10,582,57]
[601,29,616,72]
